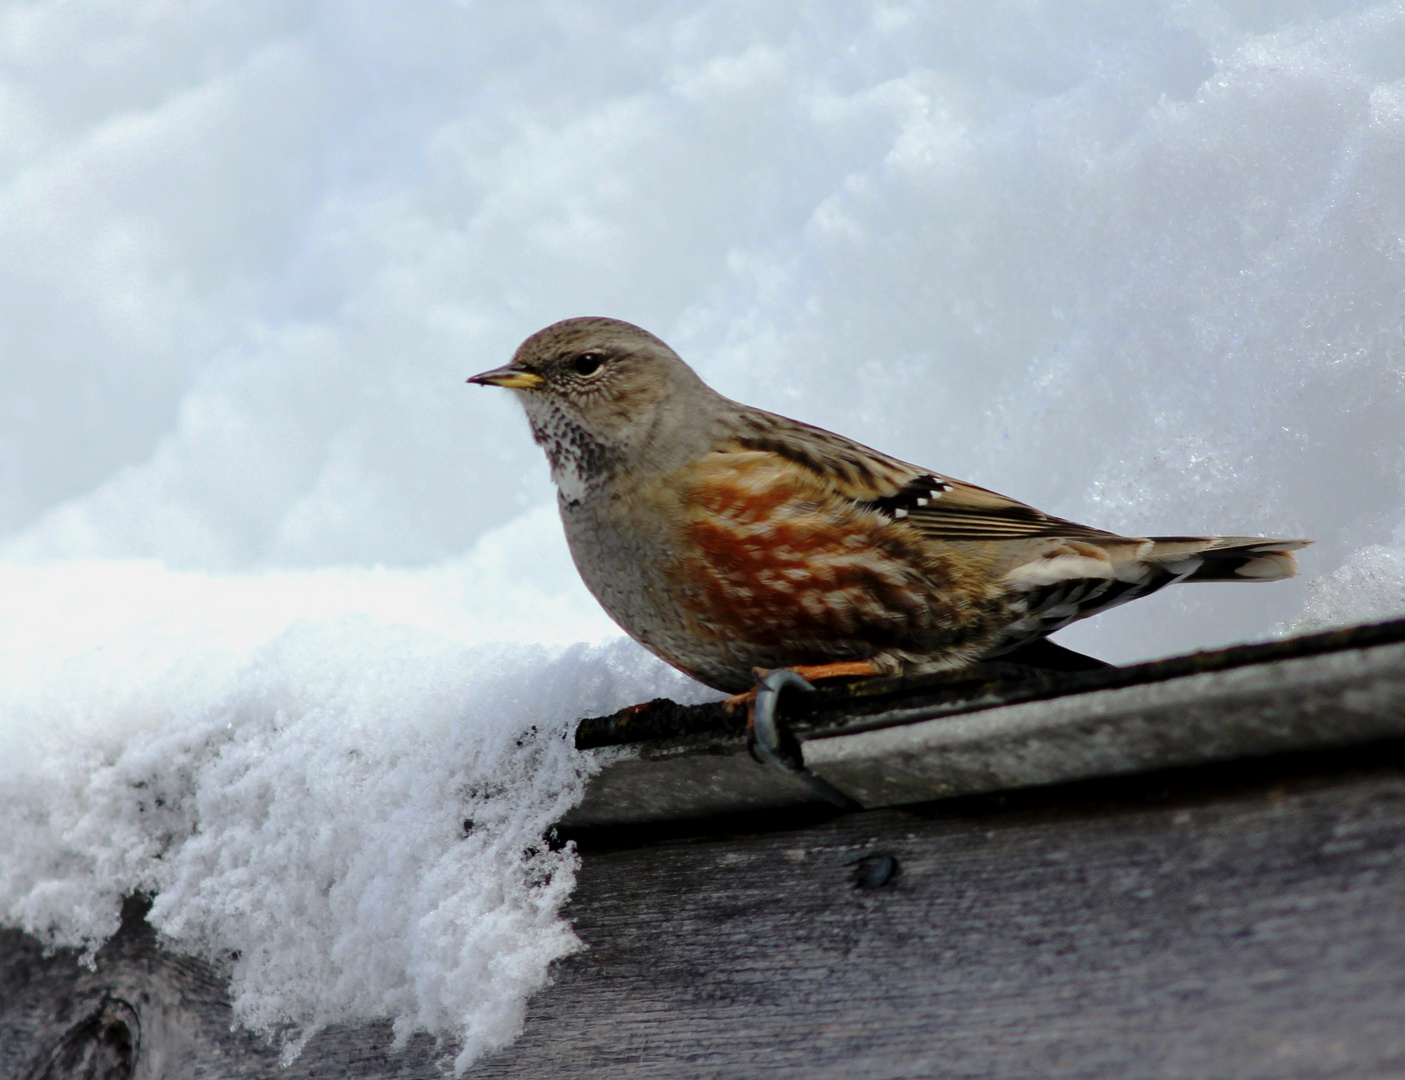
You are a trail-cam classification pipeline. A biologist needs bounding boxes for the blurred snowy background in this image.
[2,0,1404,1071]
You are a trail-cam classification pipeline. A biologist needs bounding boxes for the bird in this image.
[469,317,1310,696]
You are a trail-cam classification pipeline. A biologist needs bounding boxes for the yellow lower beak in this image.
[467,366,546,390]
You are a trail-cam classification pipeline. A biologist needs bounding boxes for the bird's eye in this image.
[572,352,605,377]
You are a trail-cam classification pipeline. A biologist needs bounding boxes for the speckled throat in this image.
[526,403,622,508]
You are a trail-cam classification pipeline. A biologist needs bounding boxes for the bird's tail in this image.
[988,535,1312,660]
[1142,536,1310,583]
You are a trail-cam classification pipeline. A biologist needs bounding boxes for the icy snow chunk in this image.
[1287,541,1405,633]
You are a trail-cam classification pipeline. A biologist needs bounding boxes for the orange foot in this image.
[723,660,881,713]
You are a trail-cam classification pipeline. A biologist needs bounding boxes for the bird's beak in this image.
[466,365,546,390]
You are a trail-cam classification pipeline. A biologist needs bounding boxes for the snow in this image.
[0,512,713,1067]
[1289,530,1405,632]
[1,0,1404,1070]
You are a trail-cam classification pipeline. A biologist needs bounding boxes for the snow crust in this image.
[2,0,1404,1071]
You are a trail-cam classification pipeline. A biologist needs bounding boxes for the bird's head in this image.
[469,316,713,490]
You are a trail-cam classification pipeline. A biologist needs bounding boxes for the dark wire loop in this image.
[751,669,854,808]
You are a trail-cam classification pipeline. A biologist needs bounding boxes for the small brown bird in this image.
[470,317,1309,694]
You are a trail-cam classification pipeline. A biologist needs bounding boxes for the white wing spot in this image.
[894,508,908,519]
[1005,554,1114,588]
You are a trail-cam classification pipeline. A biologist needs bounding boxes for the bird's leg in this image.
[789,659,883,682]
[723,660,881,715]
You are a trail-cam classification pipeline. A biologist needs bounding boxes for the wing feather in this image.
[728,412,1119,541]
[905,478,1121,540]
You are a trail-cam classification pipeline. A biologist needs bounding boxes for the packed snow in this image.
[2,0,1404,1071]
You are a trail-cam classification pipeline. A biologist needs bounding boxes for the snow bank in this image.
[0,513,715,1069]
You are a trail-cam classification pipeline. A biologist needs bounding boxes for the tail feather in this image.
[1146,536,1310,583]
[987,535,1311,659]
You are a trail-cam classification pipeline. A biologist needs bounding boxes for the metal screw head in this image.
[851,854,900,889]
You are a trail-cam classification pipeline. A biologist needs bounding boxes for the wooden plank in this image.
[805,638,1405,806]
[485,748,1405,1078]
[6,745,1405,1077]
[573,618,1405,753]
[565,624,1405,826]
[568,733,821,827]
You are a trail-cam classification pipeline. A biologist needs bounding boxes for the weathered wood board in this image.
[5,744,1405,1078]
[566,619,1405,825]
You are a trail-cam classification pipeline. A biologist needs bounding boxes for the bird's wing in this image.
[728,411,1119,542]
[872,474,1122,541]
